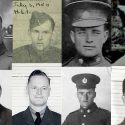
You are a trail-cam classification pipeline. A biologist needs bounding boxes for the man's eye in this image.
[43,87,47,90]
[43,31,49,34]
[93,30,101,34]
[33,30,39,33]
[32,87,37,90]
[77,31,86,34]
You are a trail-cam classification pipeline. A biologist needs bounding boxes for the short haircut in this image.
[122,79,125,94]
[28,70,50,85]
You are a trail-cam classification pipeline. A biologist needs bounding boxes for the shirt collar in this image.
[75,54,104,66]
[80,102,97,115]
[29,106,46,121]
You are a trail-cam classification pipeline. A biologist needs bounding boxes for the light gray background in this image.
[62,67,111,123]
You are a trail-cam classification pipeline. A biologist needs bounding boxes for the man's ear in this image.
[94,91,96,98]
[103,30,109,44]
[122,95,125,104]
[70,30,75,44]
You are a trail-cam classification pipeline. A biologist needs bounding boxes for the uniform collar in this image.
[29,106,46,121]
[0,42,7,56]
[75,54,104,66]
[80,102,97,115]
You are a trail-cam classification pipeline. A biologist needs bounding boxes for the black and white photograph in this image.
[62,67,111,125]
[111,0,125,65]
[111,66,125,125]
[0,0,12,70]
[62,0,111,66]
[12,63,61,125]
[0,70,12,125]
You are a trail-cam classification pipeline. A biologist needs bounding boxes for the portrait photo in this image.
[13,0,61,63]
[0,0,12,70]
[111,66,125,125]
[62,0,111,67]
[12,63,61,125]
[112,0,125,65]
[62,67,111,125]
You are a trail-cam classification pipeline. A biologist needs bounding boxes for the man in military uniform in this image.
[118,79,125,125]
[63,73,111,125]
[13,11,61,63]
[63,0,111,66]
[0,16,12,70]
[12,70,61,125]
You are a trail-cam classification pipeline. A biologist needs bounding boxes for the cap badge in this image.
[82,77,87,84]
[82,11,90,18]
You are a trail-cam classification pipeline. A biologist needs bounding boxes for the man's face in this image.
[27,75,50,107]
[70,25,108,57]
[30,20,53,50]
[77,88,96,108]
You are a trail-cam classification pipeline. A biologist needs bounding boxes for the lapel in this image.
[41,107,53,125]
[23,107,35,125]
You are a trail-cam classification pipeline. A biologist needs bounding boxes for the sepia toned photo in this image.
[62,67,111,125]
[62,0,111,67]
[13,0,61,63]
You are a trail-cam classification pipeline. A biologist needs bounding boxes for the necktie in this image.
[35,112,41,125]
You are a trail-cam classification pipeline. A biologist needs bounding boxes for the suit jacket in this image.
[12,106,61,125]
[0,104,12,125]
[63,103,111,125]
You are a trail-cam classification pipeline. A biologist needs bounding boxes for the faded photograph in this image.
[62,0,111,67]
[0,0,12,70]
[0,71,12,125]
[62,67,111,125]
[112,0,125,65]
[12,64,61,125]
[13,0,61,63]
[112,67,125,125]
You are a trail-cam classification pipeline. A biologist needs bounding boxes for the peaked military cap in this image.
[64,0,111,27]
[29,11,54,29]
[72,73,100,89]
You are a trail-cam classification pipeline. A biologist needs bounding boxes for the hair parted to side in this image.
[28,70,50,84]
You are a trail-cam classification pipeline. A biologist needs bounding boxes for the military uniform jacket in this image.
[0,42,12,70]
[63,103,111,125]
[13,44,61,63]
[0,104,12,125]
[63,55,111,67]
[12,106,61,125]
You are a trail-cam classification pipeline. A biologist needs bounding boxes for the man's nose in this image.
[82,93,88,100]
[38,33,43,40]
[86,32,93,43]
[36,88,42,95]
